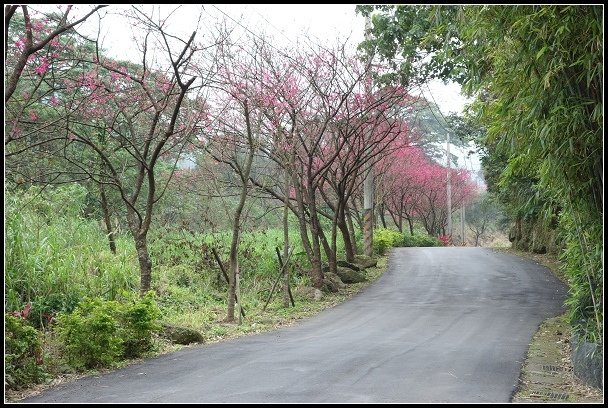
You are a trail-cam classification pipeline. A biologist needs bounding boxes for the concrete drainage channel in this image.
[512,314,603,403]
[528,390,569,401]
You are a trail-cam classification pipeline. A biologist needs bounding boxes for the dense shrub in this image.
[55,292,160,370]
[373,229,443,254]
[55,298,123,369]
[402,233,442,247]
[5,315,48,389]
[5,185,138,318]
[373,229,404,255]
[119,291,161,358]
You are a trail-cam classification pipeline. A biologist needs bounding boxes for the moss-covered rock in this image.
[337,260,361,271]
[510,217,561,255]
[322,272,344,293]
[335,267,366,284]
[161,324,204,345]
[354,255,377,269]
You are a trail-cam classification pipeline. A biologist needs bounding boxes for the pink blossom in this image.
[35,57,50,75]
[29,111,38,121]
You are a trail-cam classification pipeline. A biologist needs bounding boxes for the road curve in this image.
[23,247,567,403]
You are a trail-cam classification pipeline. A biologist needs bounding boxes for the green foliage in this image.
[5,185,139,327]
[356,5,464,85]
[55,292,161,370]
[466,192,507,245]
[402,233,442,247]
[560,203,603,343]
[118,291,161,358]
[362,3,603,345]
[373,228,442,254]
[55,298,123,370]
[374,228,404,255]
[5,315,49,389]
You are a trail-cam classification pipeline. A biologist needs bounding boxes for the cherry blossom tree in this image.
[5,4,107,102]
[5,6,224,295]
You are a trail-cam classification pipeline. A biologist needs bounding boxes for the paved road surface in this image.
[24,247,567,403]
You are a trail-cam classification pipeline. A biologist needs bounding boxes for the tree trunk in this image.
[345,203,359,255]
[338,219,355,263]
[334,200,354,263]
[319,225,332,265]
[127,207,152,296]
[226,227,239,322]
[379,202,387,228]
[282,167,290,308]
[294,180,314,265]
[226,99,255,323]
[134,234,152,296]
[100,183,117,254]
[387,206,400,232]
[329,205,339,275]
[308,186,324,290]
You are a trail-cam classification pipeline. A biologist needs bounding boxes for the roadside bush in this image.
[55,297,123,370]
[55,292,161,370]
[374,229,404,255]
[5,315,48,389]
[119,291,161,358]
[402,233,442,247]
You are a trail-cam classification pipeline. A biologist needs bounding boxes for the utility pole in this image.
[363,14,374,257]
[446,131,452,245]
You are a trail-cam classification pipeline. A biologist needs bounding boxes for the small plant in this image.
[402,233,443,247]
[54,292,161,370]
[5,314,48,390]
[373,229,404,255]
[55,297,123,370]
[437,235,450,246]
[118,291,161,358]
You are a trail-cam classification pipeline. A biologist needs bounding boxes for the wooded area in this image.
[5,4,601,393]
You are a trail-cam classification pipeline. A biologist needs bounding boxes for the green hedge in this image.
[55,291,161,370]
[373,228,442,255]
[5,315,49,389]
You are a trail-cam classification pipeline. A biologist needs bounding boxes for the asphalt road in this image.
[23,247,567,403]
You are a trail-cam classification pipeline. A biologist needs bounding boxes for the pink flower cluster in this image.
[35,56,50,75]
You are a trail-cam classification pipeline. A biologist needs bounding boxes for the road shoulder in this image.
[490,247,603,403]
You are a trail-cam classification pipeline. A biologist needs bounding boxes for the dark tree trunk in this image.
[134,234,152,296]
[307,185,324,290]
[345,203,359,255]
[338,219,355,263]
[387,205,402,233]
[293,180,314,266]
[407,216,414,236]
[379,202,387,228]
[282,167,290,308]
[100,183,117,254]
[329,203,339,274]
[225,99,255,323]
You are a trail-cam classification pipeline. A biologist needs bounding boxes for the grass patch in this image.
[157,256,388,347]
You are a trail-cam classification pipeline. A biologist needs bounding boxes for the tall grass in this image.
[5,185,138,326]
[6,184,355,330]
